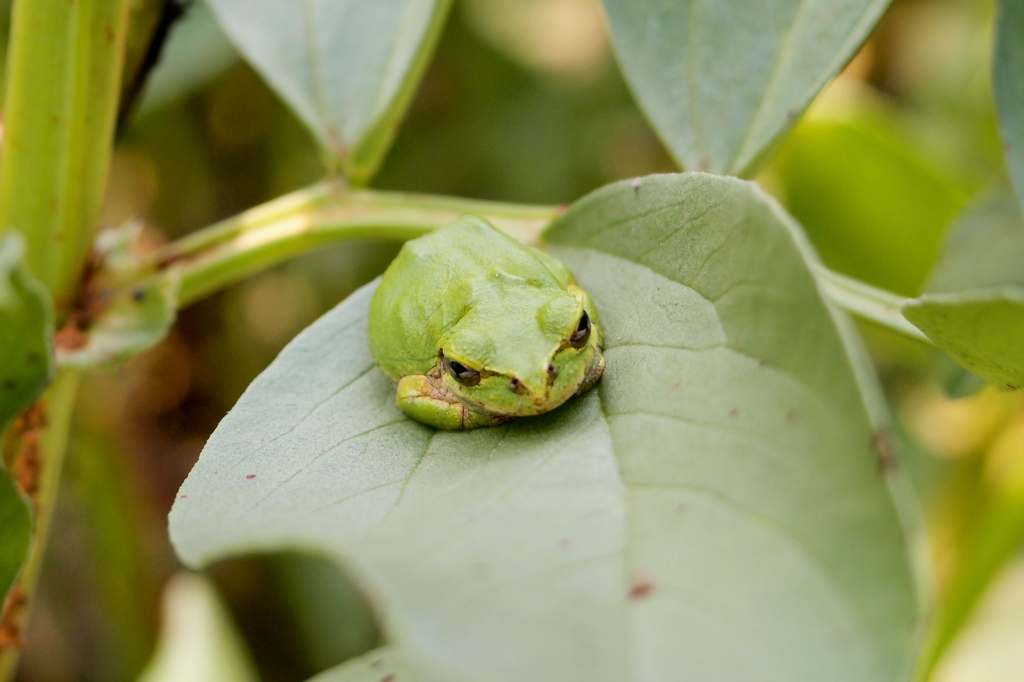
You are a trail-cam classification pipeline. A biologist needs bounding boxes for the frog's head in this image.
[436,284,604,419]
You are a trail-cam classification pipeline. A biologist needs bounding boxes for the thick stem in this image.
[812,265,932,345]
[0,0,129,308]
[148,181,560,307]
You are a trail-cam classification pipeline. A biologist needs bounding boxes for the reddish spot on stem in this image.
[246,474,256,480]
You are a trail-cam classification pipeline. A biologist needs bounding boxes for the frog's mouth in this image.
[452,346,605,419]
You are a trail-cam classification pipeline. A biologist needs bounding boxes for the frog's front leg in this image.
[396,374,506,430]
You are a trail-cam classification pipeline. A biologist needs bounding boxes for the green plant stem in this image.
[149,181,561,307]
[0,371,80,680]
[0,0,129,308]
[812,264,932,344]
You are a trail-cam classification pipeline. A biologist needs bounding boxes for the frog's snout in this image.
[509,375,551,407]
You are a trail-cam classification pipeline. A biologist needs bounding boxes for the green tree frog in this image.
[368,215,605,430]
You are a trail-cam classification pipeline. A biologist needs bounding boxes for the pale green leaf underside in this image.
[308,645,431,682]
[601,0,891,176]
[206,0,451,182]
[903,288,1024,391]
[995,0,1024,214]
[170,173,916,682]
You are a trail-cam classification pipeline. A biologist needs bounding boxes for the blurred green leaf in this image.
[774,118,965,297]
[205,0,453,184]
[0,232,51,607]
[600,0,891,176]
[137,0,238,116]
[272,553,380,672]
[170,173,916,682]
[911,442,1024,682]
[137,573,259,682]
[926,557,1024,682]
[0,472,29,609]
[928,184,1024,293]
[903,288,1024,391]
[0,233,53,431]
[995,0,1024,214]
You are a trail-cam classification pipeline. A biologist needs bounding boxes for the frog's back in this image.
[368,216,566,379]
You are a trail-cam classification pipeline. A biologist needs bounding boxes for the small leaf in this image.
[902,288,1024,391]
[0,232,52,605]
[206,0,453,183]
[0,233,54,430]
[0,473,32,609]
[171,173,917,682]
[995,0,1024,214]
[57,224,179,368]
[137,573,260,682]
[57,274,179,368]
[601,0,892,176]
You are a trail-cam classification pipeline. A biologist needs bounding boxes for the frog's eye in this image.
[570,311,591,349]
[442,352,481,386]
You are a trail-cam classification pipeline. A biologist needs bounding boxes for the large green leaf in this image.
[995,0,1024,213]
[170,173,917,682]
[0,232,52,605]
[601,0,891,176]
[205,0,453,183]
[903,288,1024,391]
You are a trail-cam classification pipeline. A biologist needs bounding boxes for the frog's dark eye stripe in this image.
[570,311,591,349]
[441,351,481,386]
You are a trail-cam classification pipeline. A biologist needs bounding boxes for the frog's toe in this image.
[396,375,505,430]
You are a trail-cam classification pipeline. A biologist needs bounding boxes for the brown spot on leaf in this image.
[729,408,740,418]
[628,571,655,600]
